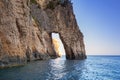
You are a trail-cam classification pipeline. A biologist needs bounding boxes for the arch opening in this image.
[52,33,65,57]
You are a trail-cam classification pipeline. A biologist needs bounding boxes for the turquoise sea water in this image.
[0,55,120,80]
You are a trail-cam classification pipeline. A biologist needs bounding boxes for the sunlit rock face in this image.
[30,0,86,60]
[52,39,62,57]
[0,0,86,68]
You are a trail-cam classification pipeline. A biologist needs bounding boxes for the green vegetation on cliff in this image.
[30,0,37,4]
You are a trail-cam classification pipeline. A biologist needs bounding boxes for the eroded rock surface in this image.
[0,0,86,68]
[52,39,62,57]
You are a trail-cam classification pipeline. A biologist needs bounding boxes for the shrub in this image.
[46,1,55,10]
[30,0,37,4]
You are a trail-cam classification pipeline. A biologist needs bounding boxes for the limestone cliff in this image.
[0,0,86,68]
[52,39,62,57]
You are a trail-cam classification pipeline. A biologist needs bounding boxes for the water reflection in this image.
[1,56,119,80]
[0,56,87,80]
[46,56,87,80]
[47,58,67,79]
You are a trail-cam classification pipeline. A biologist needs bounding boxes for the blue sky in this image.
[72,0,120,55]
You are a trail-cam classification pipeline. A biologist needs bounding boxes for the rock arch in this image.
[30,0,86,59]
[0,0,86,68]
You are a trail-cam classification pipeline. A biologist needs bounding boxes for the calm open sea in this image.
[0,55,120,80]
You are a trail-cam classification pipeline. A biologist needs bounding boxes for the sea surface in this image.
[0,55,120,80]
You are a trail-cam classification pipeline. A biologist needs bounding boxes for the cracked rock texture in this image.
[0,0,86,68]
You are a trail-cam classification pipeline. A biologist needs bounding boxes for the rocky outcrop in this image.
[52,39,62,57]
[0,0,86,68]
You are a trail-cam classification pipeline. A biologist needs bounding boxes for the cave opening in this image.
[52,33,65,57]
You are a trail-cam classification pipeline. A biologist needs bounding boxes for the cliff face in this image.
[52,39,62,57]
[0,0,86,68]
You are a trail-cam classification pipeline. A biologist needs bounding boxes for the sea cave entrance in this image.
[52,33,65,57]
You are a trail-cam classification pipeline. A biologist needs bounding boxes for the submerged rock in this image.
[0,0,86,68]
